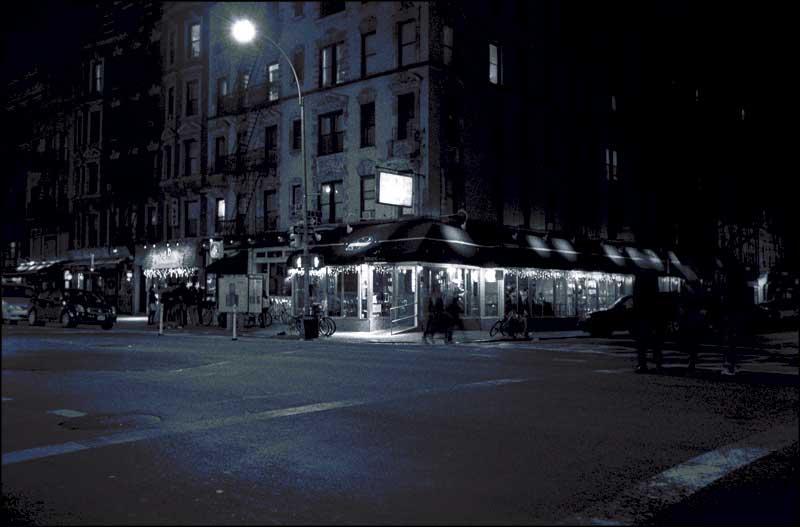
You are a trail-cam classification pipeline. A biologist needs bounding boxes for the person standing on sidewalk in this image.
[633,272,664,373]
[445,295,464,343]
[147,286,158,325]
[678,282,704,371]
[720,266,751,376]
[187,281,199,326]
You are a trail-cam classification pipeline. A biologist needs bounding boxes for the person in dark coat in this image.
[720,266,752,376]
[175,282,189,328]
[147,286,158,325]
[423,289,445,342]
[677,282,704,371]
[633,273,664,373]
[445,295,464,343]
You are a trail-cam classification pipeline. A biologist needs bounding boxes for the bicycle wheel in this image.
[320,317,336,336]
[489,320,504,337]
[262,312,273,327]
[325,317,336,336]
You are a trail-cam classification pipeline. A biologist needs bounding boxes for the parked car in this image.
[579,292,688,338]
[2,284,36,324]
[28,289,116,329]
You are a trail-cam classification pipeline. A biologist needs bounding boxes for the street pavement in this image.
[2,320,798,525]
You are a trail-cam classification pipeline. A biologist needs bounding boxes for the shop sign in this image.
[144,240,199,270]
[218,274,249,313]
[376,170,413,207]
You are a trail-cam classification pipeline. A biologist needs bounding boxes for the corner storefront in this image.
[287,219,693,333]
[133,239,204,313]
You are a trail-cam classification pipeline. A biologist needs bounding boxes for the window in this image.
[319,42,344,87]
[489,42,502,84]
[163,145,172,179]
[319,180,343,223]
[167,86,175,119]
[293,2,304,17]
[74,113,83,147]
[240,71,250,91]
[360,102,375,147]
[605,148,618,181]
[83,112,89,144]
[184,139,198,176]
[318,111,344,155]
[398,21,416,66]
[184,200,199,237]
[264,190,278,229]
[92,61,103,93]
[87,163,99,194]
[611,94,617,112]
[216,198,226,230]
[320,0,345,17]
[185,80,199,116]
[265,125,278,175]
[292,119,302,150]
[216,77,228,112]
[397,93,415,140]
[189,23,201,58]
[214,136,226,170]
[89,110,101,144]
[292,47,304,84]
[168,30,176,65]
[361,31,377,77]
[87,213,99,247]
[268,63,280,101]
[291,184,302,215]
[147,206,158,240]
[360,175,375,219]
[443,25,454,66]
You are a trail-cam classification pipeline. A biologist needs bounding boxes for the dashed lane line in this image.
[47,409,87,418]
[2,377,531,467]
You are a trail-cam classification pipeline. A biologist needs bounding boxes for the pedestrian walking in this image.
[445,295,464,343]
[633,273,664,373]
[176,282,188,328]
[678,282,704,371]
[187,282,199,326]
[423,288,445,342]
[147,285,158,325]
[720,265,751,376]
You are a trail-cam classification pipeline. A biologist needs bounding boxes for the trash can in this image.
[303,315,319,339]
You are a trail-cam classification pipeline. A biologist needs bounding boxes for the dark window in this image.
[183,139,197,176]
[443,25,454,66]
[87,213,99,247]
[185,80,199,116]
[293,2,304,17]
[360,102,375,147]
[320,1,345,18]
[184,200,199,237]
[147,206,158,240]
[398,20,416,66]
[360,175,375,219]
[397,93,415,140]
[292,47,305,84]
[264,190,278,230]
[87,163,99,194]
[318,111,344,155]
[265,125,278,176]
[361,31,377,77]
[168,30,176,65]
[319,42,344,87]
[319,180,343,223]
[214,136,226,170]
[216,77,227,112]
[89,110,101,144]
[167,86,175,119]
[291,184,302,216]
[163,145,172,179]
[292,119,302,150]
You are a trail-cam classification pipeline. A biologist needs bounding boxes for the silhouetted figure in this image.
[147,286,157,325]
[633,273,664,373]
[175,282,189,328]
[720,267,752,376]
[678,282,704,371]
[423,289,445,342]
[445,295,464,343]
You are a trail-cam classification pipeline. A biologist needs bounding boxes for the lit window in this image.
[190,23,201,58]
[489,42,502,85]
[605,148,618,181]
[320,42,344,87]
[268,63,280,101]
[319,180,343,223]
[93,62,103,93]
[611,95,617,112]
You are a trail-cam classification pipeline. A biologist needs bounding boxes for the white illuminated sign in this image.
[377,171,413,207]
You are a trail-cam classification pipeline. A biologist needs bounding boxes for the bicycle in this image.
[287,312,336,337]
[200,301,219,326]
[267,299,291,325]
[489,313,527,339]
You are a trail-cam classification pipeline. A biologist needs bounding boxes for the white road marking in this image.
[47,409,87,418]
[552,358,587,363]
[570,421,798,525]
[593,368,630,374]
[2,397,13,402]
[469,354,496,359]
[2,377,533,466]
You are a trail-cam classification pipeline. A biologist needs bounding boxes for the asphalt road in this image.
[2,323,798,525]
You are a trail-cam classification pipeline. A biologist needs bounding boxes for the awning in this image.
[286,219,696,279]
[66,256,130,271]
[206,250,248,275]
[11,260,65,275]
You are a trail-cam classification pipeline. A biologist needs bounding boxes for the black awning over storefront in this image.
[9,260,65,276]
[287,218,696,280]
[206,250,248,275]
[66,256,130,271]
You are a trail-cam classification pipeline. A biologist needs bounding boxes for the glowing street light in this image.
[231,18,314,337]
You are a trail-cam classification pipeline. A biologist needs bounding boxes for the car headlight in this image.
[75,304,85,313]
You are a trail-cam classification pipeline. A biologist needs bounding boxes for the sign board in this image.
[209,241,224,260]
[218,274,248,313]
[376,170,413,207]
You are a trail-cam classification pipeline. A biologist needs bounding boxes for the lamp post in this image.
[232,19,315,337]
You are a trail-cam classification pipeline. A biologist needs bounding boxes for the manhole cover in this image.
[58,413,161,431]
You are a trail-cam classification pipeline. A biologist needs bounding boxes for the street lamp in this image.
[231,19,314,337]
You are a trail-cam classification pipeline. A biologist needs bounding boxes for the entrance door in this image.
[393,265,417,331]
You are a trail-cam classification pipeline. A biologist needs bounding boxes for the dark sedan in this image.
[578,295,635,337]
[28,289,116,329]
